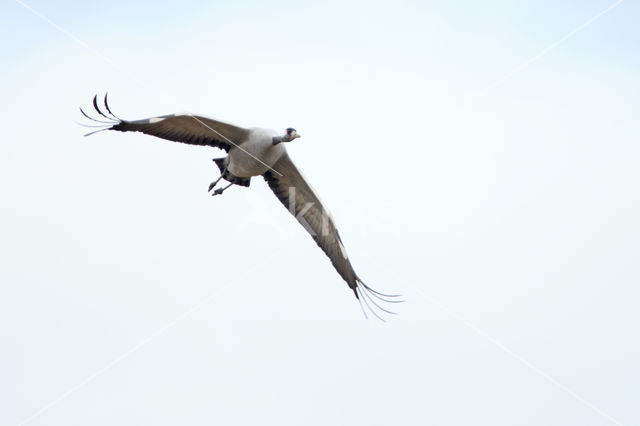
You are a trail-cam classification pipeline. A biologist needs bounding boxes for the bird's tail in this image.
[211,157,251,187]
[213,157,226,174]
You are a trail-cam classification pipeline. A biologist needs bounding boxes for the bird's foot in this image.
[208,175,224,192]
[211,182,233,196]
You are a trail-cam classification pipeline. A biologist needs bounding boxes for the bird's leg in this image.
[208,167,227,192]
[212,182,233,196]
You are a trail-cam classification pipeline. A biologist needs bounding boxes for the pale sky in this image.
[1,1,639,425]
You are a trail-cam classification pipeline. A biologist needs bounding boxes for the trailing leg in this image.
[209,156,228,192]
[208,171,226,192]
[212,182,234,196]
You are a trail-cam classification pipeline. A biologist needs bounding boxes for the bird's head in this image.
[272,128,302,145]
[283,127,301,142]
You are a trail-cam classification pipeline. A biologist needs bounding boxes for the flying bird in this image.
[80,95,400,319]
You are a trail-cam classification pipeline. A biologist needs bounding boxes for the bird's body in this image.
[81,95,400,319]
[226,127,284,178]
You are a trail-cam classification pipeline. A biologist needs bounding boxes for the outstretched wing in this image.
[263,152,400,319]
[80,94,248,152]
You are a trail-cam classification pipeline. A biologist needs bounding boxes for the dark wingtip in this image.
[79,106,114,125]
[75,120,110,128]
[353,279,403,321]
[78,94,120,132]
[83,128,109,137]
[357,287,386,322]
[103,92,123,121]
[356,289,369,320]
[359,279,403,302]
[92,94,112,120]
[359,286,397,316]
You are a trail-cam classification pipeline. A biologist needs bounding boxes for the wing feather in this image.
[264,153,357,287]
[81,95,248,152]
[263,153,400,317]
[111,114,248,152]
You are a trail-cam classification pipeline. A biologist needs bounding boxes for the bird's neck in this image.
[272,135,289,145]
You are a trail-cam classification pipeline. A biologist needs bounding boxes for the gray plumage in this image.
[80,95,400,319]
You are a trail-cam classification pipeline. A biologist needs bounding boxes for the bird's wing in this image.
[80,95,248,152]
[263,152,400,319]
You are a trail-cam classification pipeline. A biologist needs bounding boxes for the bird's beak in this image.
[294,132,301,139]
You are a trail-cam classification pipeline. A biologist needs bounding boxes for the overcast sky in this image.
[1,1,639,425]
